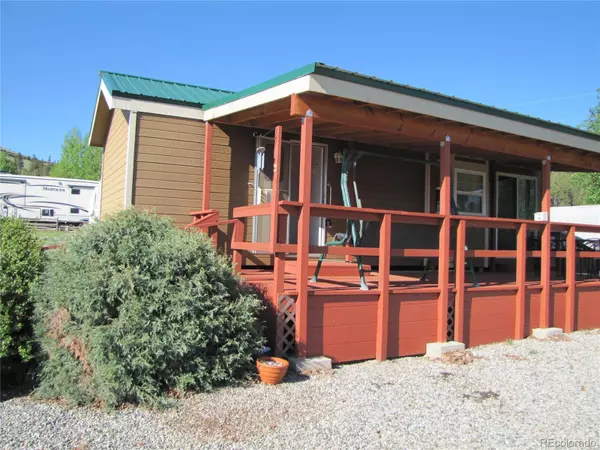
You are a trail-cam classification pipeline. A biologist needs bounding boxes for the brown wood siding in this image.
[131,116,531,269]
[100,109,129,217]
[133,114,257,254]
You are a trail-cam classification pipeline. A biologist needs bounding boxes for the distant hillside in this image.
[0,147,54,176]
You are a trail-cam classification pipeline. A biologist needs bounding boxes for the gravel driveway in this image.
[2,330,599,449]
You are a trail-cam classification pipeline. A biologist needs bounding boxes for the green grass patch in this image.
[36,230,73,246]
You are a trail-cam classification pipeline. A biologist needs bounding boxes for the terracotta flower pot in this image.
[256,356,289,385]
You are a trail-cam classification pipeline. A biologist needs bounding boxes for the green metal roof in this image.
[100,71,234,107]
[201,63,317,110]
[202,62,600,142]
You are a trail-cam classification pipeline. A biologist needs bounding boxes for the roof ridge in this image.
[202,62,317,110]
[99,70,235,94]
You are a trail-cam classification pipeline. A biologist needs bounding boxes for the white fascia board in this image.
[111,96,204,121]
[100,80,114,108]
[202,75,313,121]
[88,82,110,146]
[99,79,203,120]
[308,74,600,154]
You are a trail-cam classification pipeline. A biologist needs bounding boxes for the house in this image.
[89,63,600,364]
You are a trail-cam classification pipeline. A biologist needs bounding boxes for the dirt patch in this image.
[531,333,573,342]
[441,350,481,365]
[295,368,334,377]
[463,390,500,402]
[548,334,573,342]
[166,399,297,443]
[505,354,529,361]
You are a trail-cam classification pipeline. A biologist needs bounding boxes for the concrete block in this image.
[289,356,332,373]
[426,341,465,359]
[532,327,563,339]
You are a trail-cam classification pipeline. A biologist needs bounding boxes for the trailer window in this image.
[71,188,81,195]
[70,208,80,214]
[42,209,55,217]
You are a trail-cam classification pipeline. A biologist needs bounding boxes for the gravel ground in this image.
[2,330,599,449]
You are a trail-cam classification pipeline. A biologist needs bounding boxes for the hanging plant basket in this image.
[256,356,289,385]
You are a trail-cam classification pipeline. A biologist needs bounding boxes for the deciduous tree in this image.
[50,128,101,181]
[573,89,600,204]
[0,152,18,174]
[551,172,585,206]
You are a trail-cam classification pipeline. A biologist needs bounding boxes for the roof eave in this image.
[89,79,114,147]
[312,63,600,143]
[202,71,600,154]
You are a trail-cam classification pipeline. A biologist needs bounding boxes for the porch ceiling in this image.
[213,93,600,172]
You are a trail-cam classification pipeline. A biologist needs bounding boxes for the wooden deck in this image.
[242,265,600,363]
[242,266,600,295]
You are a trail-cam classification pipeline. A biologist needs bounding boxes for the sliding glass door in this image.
[253,137,327,247]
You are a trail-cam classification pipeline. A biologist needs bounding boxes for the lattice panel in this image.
[276,295,296,358]
[447,295,456,341]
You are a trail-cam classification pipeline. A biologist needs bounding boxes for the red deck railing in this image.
[230,201,600,264]
[187,209,238,247]
[225,199,600,359]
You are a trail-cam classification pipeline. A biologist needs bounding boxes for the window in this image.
[496,173,538,251]
[70,208,80,214]
[71,188,80,195]
[454,169,486,216]
[42,209,54,217]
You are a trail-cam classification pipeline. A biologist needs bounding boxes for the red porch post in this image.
[540,156,552,328]
[437,137,452,342]
[515,223,528,339]
[273,215,287,295]
[565,226,577,332]
[295,113,314,357]
[454,219,466,343]
[269,126,283,253]
[376,213,392,361]
[232,218,245,272]
[202,122,213,211]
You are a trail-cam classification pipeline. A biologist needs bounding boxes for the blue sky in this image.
[1,1,599,161]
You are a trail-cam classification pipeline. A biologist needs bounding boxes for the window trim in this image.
[453,168,488,217]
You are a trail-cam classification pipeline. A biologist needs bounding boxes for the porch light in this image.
[333,151,344,164]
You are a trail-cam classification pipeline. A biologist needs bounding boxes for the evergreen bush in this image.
[34,209,264,408]
[0,217,45,367]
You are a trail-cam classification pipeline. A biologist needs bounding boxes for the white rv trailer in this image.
[550,205,600,246]
[0,174,100,225]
